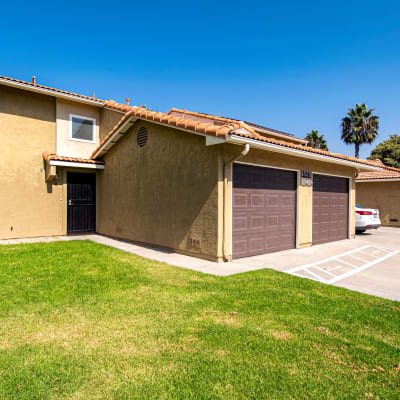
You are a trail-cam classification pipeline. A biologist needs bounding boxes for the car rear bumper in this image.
[356,223,381,231]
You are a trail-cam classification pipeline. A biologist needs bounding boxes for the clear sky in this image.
[1,1,399,159]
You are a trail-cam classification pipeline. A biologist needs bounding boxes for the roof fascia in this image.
[356,178,400,183]
[228,134,380,171]
[0,77,104,106]
[49,160,104,169]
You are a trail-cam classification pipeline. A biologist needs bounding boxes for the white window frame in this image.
[69,114,96,143]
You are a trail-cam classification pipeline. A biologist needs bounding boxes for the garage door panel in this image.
[267,194,280,207]
[312,174,349,245]
[250,215,265,229]
[232,164,297,259]
[232,192,249,207]
[232,215,248,231]
[266,215,279,228]
[250,194,265,207]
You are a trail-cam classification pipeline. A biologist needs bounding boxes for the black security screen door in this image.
[67,172,96,234]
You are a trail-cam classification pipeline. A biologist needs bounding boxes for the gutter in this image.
[0,77,105,107]
[222,144,250,261]
[356,178,400,183]
[228,134,380,172]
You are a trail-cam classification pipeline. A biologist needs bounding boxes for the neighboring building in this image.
[0,74,381,261]
[356,159,400,228]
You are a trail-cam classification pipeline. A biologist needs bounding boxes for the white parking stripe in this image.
[335,259,359,268]
[313,266,337,277]
[347,253,373,263]
[304,267,325,281]
[286,245,371,274]
[286,246,399,284]
[359,250,380,258]
[326,250,399,284]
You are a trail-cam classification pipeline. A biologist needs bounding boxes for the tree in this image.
[368,134,400,168]
[341,103,379,158]
[305,130,329,150]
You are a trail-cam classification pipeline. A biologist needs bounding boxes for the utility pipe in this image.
[222,144,250,261]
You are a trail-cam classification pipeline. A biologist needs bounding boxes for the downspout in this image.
[222,143,250,261]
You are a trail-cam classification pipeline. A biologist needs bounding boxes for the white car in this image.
[355,205,381,233]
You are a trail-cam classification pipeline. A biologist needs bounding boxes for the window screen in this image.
[71,116,94,141]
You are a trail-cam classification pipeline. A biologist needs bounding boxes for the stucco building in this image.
[0,74,382,261]
[356,159,400,228]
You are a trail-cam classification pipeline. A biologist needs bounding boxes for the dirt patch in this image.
[272,331,293,340]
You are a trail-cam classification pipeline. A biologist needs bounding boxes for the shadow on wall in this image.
[96,122,220,259]
[0,85,56,123]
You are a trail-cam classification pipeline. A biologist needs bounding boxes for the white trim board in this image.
[0,77,104,106]
[49,160,104,170]
[229,135,380,171]
[356,178,400,183]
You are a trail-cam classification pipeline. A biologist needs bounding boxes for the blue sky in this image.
[1,1,399,159]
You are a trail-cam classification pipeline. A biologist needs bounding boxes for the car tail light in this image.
[356,210,373,215]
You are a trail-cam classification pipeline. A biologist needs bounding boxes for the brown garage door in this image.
[312,174,349,245]
[232,164,297,259]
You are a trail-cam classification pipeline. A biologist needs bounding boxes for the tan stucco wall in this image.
[97,122,221,260]
[356,181,400,227]
[56,98,100,158]
[0,85,65,239]
[99,108,124,141]
[222,144,357,254]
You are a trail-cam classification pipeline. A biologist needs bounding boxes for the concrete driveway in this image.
[231,227,400,301]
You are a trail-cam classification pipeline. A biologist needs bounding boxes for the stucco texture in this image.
[99,108,125,142]
[0,85,64,239]
[356,181,400,227]
[96,121,221,260]
[56,99,100,158]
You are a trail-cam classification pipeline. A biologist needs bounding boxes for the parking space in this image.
[231,227,400,301]
[286,245,398,284]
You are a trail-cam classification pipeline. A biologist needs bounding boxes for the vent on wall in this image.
[137,126,149,147]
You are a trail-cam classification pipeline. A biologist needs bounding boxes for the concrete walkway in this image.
[0,234,234,275]
[2,229,400,301]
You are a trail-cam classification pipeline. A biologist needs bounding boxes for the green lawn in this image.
[0,241,399,399]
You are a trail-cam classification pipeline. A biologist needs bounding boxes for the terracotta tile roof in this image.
[104,100,134,112]
[91,107,249,159]
[0,74,106,104]
[357,160,400,180]
[368,158,386,166]
[43,152,104,165]
[90,108,381,170]
[167,108,306,142]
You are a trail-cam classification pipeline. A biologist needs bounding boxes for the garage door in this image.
[312,174,349,245]
[232,164,297,259]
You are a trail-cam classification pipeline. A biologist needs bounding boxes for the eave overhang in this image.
[228,134,381,172]
[0,76,105,106]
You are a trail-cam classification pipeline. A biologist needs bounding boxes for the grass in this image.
[0,241,399,399]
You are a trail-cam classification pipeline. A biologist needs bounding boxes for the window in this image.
[70,114,96,142]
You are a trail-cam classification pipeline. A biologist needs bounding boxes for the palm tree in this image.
[305,130,329,150]
[341,103,379,158]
